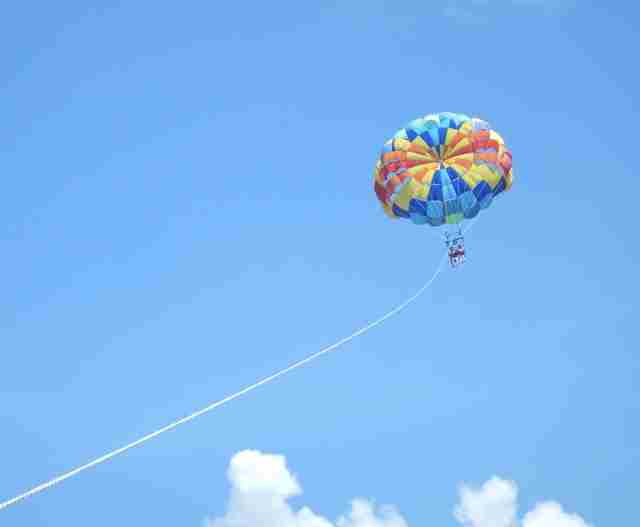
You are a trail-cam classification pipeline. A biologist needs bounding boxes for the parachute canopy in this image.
[373,112,513,227]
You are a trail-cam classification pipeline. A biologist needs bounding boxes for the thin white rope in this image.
[0,251,450,512]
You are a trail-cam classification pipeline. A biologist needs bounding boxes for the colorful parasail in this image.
[373,112,513,267]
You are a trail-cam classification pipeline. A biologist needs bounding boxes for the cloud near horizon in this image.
[454,476,591,527]
[206,450,591,527]
[206,450,408,527]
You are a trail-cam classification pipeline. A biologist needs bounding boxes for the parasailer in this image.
[444,229,466,268]
[373,112,513,268]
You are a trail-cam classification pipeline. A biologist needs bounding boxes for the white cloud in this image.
[226,449,301,497]
[207,450,408,527]
[205,451,592,527]
[337,500,409,527]
[523,502,592,527]
[453,477,592,527]
[454,477,518,527]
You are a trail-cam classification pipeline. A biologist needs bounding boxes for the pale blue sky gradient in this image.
[1,2,638,526]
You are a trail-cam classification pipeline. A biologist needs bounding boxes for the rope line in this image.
[0,245,457,511]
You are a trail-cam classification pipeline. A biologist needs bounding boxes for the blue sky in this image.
[1,1,638,525]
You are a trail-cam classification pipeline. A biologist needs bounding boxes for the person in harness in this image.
[445,230,466,268]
